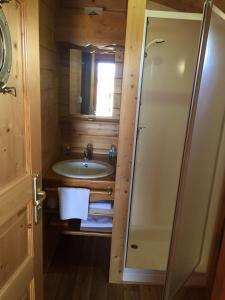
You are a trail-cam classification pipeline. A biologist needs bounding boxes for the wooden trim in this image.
[61,114,120,123]
[211,229,225,300]
[206,177,225,290]
[24,0,43,299]
[109,0,147,283]
[205,120,225,290]
[50,228,112,238]
[45,187,114,201]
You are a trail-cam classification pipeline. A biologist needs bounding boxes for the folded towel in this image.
[81,216,113,229]
[89,201,112,210]
[58,188,90,221]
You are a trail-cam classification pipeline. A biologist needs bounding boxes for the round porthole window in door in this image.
[0,6,13,93]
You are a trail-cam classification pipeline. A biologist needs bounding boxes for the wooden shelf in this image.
[45,208,114,218]
[88,211,114,217]
[47,218,112,238]
[50,228,112,238]
[44,186,115,202]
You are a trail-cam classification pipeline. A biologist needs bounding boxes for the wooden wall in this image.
[39,0,61,174]
[61,116,119,154]
[55,0,126,155]
[55,0,127,46]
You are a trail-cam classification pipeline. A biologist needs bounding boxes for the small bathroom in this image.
[38,0,225,299]
[1,0,225,299]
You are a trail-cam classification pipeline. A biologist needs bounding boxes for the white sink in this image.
[52,159,114,179]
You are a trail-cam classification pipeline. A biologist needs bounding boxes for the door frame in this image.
[24,0,43,298]
[211,220,225,300]
[109,0,147,283]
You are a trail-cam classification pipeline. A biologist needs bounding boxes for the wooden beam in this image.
[109,0,146,283]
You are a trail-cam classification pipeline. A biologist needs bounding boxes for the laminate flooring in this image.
[44,236,210,300]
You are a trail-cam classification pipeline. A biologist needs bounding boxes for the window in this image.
[95,62,115,117]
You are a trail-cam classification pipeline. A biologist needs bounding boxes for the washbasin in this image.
[52,159,114,179]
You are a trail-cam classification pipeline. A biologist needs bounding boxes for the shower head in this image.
[145,38,166,53]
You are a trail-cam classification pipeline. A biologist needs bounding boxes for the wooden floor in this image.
[44,236,210,300]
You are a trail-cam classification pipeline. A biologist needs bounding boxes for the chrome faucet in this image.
[83,143,93,160]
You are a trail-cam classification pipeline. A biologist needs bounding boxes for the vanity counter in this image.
[43,153,116,199]
[43,154,116,237]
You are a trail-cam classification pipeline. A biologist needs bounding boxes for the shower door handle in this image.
[137,126,146,139]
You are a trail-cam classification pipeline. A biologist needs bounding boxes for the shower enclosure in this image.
[125,2,225,299]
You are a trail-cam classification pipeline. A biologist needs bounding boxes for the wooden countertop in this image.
[43,153,116,191]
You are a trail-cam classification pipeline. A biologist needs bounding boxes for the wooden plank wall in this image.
[55,0,127,46]
[60,116,119,154]
[39,0,61,174]
[55,0,126,155]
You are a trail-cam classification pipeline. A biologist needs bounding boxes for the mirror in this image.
[69,48,117,117]
[0,8,12,89]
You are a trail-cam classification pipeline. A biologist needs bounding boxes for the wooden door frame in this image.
[24,0,43,298]
[208,180,225,295]
[109,0,147,283]
[211,222,225,300]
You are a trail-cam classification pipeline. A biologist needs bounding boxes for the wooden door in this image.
[0,1,43,300]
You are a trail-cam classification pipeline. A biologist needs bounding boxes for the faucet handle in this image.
[86,143,93,160]
[83,151,88,160]
[87,143,93,150]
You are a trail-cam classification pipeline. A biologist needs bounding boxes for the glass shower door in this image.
[126,10,204,272]
[163,2,225,299]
